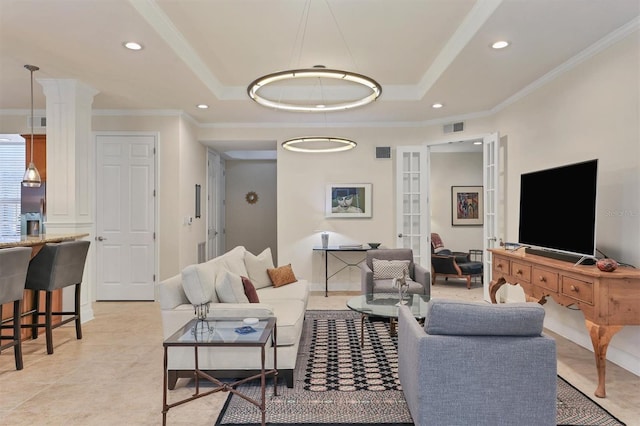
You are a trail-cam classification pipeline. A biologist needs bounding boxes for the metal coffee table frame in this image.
[347,293,430,346]
[162,317,277,426]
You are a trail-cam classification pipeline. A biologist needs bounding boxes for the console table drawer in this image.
[532,267,559,292]
[561,276,594,305]
[511,261,531,283]
[493,257,510,275]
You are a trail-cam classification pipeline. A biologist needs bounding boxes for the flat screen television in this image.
[518,159,598,261]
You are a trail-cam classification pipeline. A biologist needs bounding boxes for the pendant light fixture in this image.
[22,64,42,188]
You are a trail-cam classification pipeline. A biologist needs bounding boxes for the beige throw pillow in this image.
[244,248,275,289]
[215,270,249,303]
[372,259,410,280]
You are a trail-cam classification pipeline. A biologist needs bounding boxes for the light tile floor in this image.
[0,280,638,425]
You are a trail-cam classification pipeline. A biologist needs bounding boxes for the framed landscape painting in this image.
[326,183,372,218]
[451,186,483,226]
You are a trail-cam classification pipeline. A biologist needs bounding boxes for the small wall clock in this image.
[245,191,258,204]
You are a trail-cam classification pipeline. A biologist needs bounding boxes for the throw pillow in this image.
[241,276,260,303]
[267,264,297,287]
[215,270,249,303]
[181,261,220,305]
[372,258,410,279]
[222,246,249,277]
[244,248,275,289]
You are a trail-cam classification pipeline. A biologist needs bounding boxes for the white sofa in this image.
[157,246,309,388]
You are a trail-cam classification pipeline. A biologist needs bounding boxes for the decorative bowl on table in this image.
[368,243,381,249]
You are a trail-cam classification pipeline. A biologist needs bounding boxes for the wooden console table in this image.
[488,248,640,398]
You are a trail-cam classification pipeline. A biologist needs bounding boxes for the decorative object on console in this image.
[596,258,619,272]
[326,183,372,218]
[451,186,483,226]
[321,232,329,248]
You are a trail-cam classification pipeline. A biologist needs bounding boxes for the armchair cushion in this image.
[424,299,545,336]
[372,259,410,279]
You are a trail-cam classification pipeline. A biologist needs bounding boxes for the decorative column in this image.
[38,78,98,321]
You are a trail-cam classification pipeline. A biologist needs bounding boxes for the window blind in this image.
[0,142,25,237]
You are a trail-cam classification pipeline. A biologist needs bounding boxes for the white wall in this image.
[225,160,277,260]
[494,32,639,375]
[430,152,483,252]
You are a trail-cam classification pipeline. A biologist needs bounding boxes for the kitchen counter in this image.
[0,233,89,249]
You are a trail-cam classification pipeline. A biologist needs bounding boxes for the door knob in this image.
[398,233,404,238]
[96,236,107,241]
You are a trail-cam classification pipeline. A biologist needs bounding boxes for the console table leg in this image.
[584,320,622,398]
[489,277,506,303]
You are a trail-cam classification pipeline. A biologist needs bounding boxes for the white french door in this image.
[95,134,156,300]
[395,146,430,270]
[483,132,500,301]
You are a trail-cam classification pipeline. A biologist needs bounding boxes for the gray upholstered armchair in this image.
[398,299,557,426]
[360,248,430,296]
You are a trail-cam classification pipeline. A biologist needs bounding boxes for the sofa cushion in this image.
[221,246,249,277]
[241,276,260,303]
[372,258,410,279]
[257,279,309,303]
[216,271,249,303]
[245,248,275,289]
[424,299,545,336]
[266,299,306,346]
[181,261,220,305]
[267,264,298,287]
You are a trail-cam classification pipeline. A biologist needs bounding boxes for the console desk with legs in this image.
[488,248,640,398]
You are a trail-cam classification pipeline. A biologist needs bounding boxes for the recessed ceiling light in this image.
[123,41,143,51]
[473,141,483,145]
[197,104,209,109]
[432,103,443,109]
[491,40,510,49]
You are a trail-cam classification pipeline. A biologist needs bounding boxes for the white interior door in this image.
[483,132,500,301]
[395,146,430,270]
[96,134,156,300]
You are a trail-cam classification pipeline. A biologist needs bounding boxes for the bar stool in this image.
[23,240,90,354]
[0,247,32,370]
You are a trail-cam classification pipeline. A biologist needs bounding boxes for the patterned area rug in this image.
[215,310,625,426]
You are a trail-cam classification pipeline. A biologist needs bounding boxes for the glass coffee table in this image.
[162,317,277,426]
[347,293,430,346]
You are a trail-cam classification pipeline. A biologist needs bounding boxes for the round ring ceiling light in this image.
[248,68,381,112]
[282,137,357,153]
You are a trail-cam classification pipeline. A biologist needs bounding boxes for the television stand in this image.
[489,248,640,398]
[524,247,596,265]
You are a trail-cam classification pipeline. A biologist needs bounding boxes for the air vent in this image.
[443,121,464,133]
[375,146,391,159]
[27,116,46,128]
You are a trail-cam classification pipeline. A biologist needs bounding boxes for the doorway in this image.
[95,133,157,301]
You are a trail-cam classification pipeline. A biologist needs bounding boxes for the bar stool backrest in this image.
[26,240,90,291]
[0,247,32,303]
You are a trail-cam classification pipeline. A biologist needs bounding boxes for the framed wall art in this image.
[451,186,483,226]
[326,183,372,218]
